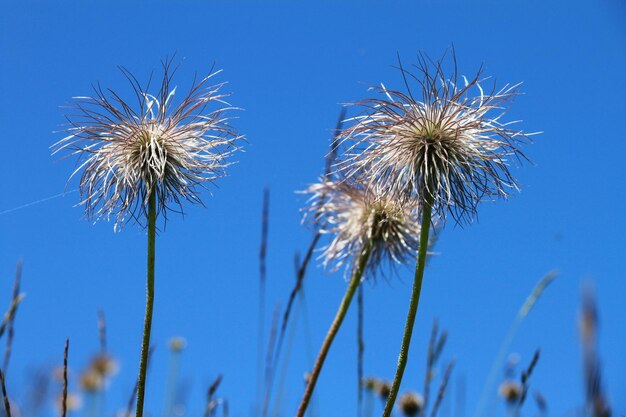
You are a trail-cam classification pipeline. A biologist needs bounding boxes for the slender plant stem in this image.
[136,192,157,417]
[381,195,434,417]
[295,246,372,417]
[357,284,365,417]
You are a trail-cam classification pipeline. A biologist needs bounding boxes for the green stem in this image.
[381,195,434,417]
[136,192,157,417]
[295,246,372,417]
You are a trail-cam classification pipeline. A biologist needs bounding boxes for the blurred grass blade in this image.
[2,261,23,373]
[257,187,270,416]
[473,271,557,417]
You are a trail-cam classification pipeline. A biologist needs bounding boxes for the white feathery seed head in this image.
[53,58,241,230]
[304,178,425,278]
[338,51,531,224]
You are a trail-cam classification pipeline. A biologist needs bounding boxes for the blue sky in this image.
[1,1,625,417]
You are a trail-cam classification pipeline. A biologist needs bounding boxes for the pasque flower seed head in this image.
[304,178,424,277]
[338,52,530,224]
[54,58,241,229]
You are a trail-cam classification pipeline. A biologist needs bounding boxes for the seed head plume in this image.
[304,178,424,277]
[338,51,530,224]
[53,58,241,230]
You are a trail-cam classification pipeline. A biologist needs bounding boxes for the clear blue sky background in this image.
[1,1,625,417]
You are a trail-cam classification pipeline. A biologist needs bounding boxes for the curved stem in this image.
[381,195,434,417]
[136,192,157,417]
[295,246,372,417]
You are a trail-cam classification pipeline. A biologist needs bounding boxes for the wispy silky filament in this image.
[338,53,530,224]
[53,60,240,229]
[305,179,423,277]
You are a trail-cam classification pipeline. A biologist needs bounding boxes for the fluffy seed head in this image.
[498,380,522,403]
[338,51,530,224]
[55,393,82,412]
[375,380,392,399]
[362,377,378,391]
[89,353,118,378]
[53,58,241,229]
[304,178,423,277]
[79,369,103,392]
[169,336,187,352]
[398,391,424,417]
